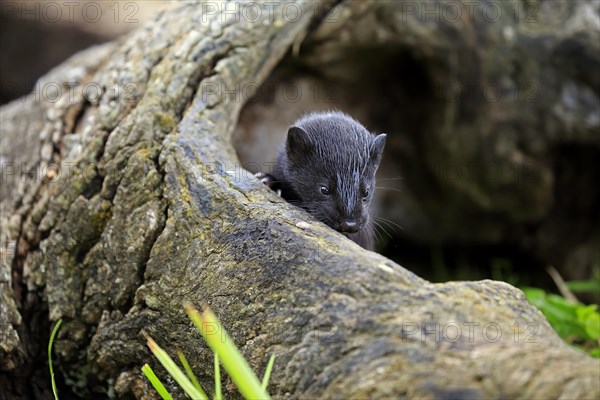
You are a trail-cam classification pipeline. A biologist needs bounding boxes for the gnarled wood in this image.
[1,1,598,399]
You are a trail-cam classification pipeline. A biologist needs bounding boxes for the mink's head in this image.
[281,112,386,236]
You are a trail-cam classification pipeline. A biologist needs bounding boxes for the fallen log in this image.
[1,1,598,398]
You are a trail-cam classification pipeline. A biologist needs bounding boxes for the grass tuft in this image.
[142,304,275,399]
[261,354,276,391]
[142,364,173,400]
[214,353,222,400]
[145,335,208,400]
[177,349,207,398]
[185,304,271,400]
[48,319,63,400]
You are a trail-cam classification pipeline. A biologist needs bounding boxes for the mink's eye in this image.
[363,189,370,199]
[320,186,330,196]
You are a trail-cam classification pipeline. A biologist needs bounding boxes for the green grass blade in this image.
[146,336,208,400]
[141,364,173,400]
[566,280,600,293]
[261,354,276,391]
[186,304,271,400]
[177,350,207,398]
[48,319,62,400]
[214,353,222,400]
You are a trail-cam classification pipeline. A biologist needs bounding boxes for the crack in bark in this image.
[117,22,241,314]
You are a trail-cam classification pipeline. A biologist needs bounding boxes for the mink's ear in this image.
[370,133,387,166]
[286,126,313,157]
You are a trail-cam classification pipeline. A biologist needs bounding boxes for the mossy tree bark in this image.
[1,1,598,399]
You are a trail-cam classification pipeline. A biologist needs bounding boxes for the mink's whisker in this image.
[373,217,401,232]
[373,216,404,232]
[371,220,392,239]
[367,223,380,242]
[375,186,403,193]
[366,224,382,243]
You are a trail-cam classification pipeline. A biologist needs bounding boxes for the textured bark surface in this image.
[1,1,598,399]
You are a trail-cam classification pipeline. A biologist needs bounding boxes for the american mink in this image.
[258,111,386,250]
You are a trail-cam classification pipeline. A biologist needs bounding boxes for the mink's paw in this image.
[255,172,274,185]
[255,172,282,196]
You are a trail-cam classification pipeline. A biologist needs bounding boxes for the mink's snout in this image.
[338,219,360,233]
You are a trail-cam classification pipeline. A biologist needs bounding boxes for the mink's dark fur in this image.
[263,111,386,250]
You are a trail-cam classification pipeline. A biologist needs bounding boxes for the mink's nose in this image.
[339,220,359,233]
